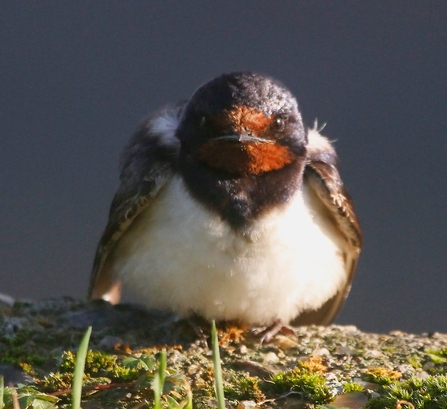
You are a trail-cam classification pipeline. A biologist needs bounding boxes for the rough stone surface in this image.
[1,297,447,408]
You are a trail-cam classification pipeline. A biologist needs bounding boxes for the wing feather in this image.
[293,126,362,325]
[88,106,183,302]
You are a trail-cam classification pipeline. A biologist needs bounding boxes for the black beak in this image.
[213,134,274,144]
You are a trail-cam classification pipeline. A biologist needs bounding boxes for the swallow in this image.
[88,72,362,341]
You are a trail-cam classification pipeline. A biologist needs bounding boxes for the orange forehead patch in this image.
[197,139,296,176]
[213,105,273,136]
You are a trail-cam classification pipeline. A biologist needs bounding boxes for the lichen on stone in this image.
[2,297,447,408]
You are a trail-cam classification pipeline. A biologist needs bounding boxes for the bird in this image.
[88,72,362,341]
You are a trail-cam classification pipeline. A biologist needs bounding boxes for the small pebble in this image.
[187,364,200,375]
[0,364,34,385]
[423,362,435,371]
[332,392,368,408]
[98,335,124,350]
[263,351,279,364]
[313,347,331,356]
[0,293,15,307]
[397,364,415,375]
[236,400,257,409]
[273,334,299,350]
[415,371,430,379]
[335,345,358,355]
[365,349,382,358]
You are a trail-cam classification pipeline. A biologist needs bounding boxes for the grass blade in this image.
[0,376,4,409]
[211,321,225,409]
[72,326,92,409]
[153,349,167,409]
[184,389,193,409]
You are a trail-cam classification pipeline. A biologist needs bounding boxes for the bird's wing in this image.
[88,106,183,303]
[293,125,362,325]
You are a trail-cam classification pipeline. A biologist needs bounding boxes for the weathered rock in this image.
[1,297,447,408]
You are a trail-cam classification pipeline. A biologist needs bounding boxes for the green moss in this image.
[297,356,326,373]
[343,381,364,393]
[0,324,83,370]
[0,337,45,367]
[365,375,447,409]
[365,367,402,385]
[426,352,447,366]
[224,372,265,402]
[382,346,396,354]
[42,372,73,392]
[408,354,423,369]
[39,349,152,404]
[58,350,143,382]
[427,348,447,358]
[269,367,333,404]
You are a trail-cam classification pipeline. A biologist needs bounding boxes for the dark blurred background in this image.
[1,2,446,334]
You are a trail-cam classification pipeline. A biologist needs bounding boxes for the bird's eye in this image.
[273,117,285,132]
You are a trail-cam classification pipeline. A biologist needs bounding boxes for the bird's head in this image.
[177,72,307,176]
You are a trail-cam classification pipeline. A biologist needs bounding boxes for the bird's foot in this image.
[251,320,295,343]
[185,315,209,347]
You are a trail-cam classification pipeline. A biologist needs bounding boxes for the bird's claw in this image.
[251,320,294,343]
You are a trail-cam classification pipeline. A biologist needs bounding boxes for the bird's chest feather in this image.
[110,175,348,325]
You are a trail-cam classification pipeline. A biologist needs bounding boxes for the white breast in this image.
[109,174,348,325]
